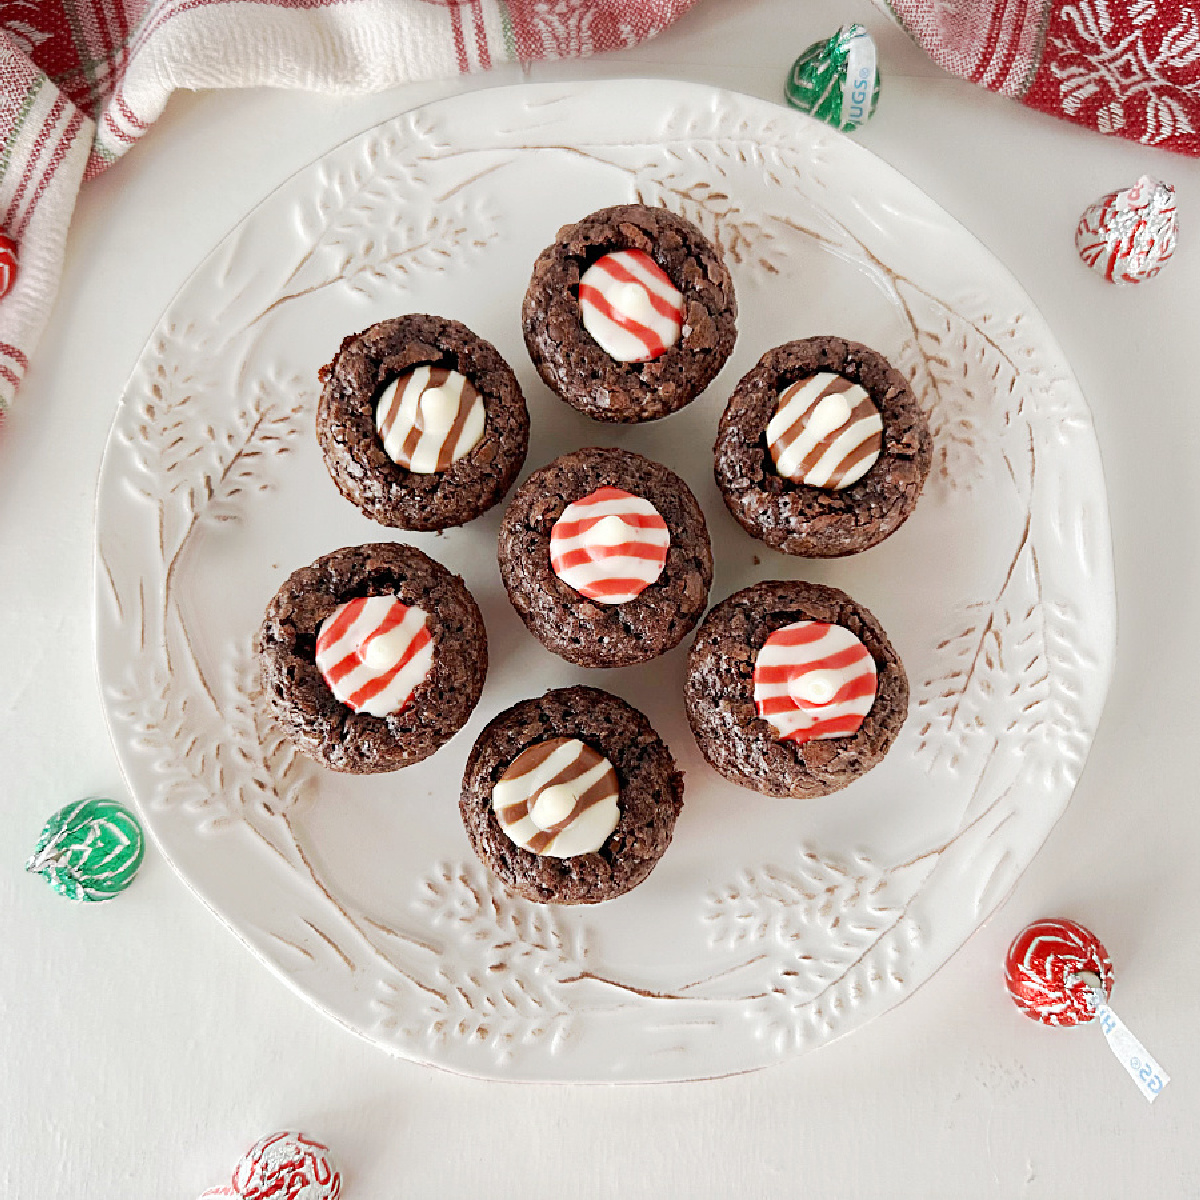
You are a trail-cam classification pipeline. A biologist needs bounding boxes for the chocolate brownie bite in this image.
[258,543,487,773]
[317,315,529,531]
[685,580,908,798]
[459,686,684,904]
[522,204,737,423]
[714,337,932,557]
[498,447,713,668]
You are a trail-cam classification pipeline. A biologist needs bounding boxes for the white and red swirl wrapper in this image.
[578,250,684,362]
[230,1131,341,1200]
[315,595,434,717]
[550,487,670,605]
[1075,176,1178,285]
[753,620,877,743]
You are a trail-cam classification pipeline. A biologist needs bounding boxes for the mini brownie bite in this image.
[498,446,713,668]
[685,580,908,798]
[522,204,737,422]
[714,336,932,557]
[459,686,684,904]
[258,543,487,773]
[317,314,529,531]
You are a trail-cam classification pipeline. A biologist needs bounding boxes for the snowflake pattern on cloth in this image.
[886,0,1200,154]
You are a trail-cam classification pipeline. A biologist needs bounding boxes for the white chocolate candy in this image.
[529,783,577,828]
[790,668,840,706]
[549,487,670,605]
[766,373,883,490]
[375,365,486,474]
[492,737,620,858]
[588,513,634,547]
[753,620,877,744]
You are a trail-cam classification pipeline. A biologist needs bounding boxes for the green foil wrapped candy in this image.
[785,24,881,133]
[26,798,145,902]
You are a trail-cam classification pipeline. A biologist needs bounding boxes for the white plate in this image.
[94,80,1115,1082]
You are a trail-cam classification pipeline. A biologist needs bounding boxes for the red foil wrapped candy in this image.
[1004,918,1114,1027]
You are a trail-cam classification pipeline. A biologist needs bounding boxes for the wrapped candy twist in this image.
[231,1132,341,1200]
[25,797,145,902]
[785,24,881,133]
[1004,918,1114,1027]
[1075,176,1177,285]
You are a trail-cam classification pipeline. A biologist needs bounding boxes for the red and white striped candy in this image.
[578,249,684,362]
[1075,176,1177,285]
[549,486,670,604]
[0,234,17,301]
[232,1131,341,1200]
[1005,918,1114,1027]
[315,595,434,717]
[753,620,877,743]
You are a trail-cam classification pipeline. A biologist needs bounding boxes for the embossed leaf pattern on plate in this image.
[94,81,1114,1082]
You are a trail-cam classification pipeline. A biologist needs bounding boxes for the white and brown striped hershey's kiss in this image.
[492,737,620,857]
[375,365,486,473]
[766,372,882,490]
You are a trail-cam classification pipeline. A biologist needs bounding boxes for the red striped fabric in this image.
[0,0,701,423]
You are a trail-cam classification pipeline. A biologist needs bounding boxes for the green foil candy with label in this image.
[26,798,145,902]
[785,24,881,133]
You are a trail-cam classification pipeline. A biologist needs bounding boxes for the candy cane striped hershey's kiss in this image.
[578,249,684,362]
[550,486,670,604]
[753,620,877,743]
[315,595,434,717]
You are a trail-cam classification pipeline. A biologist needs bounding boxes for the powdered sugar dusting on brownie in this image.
[549,486,670,604]
[578,250,684,362]
[753,620,877,743]
[315,595,434,716]
[375,365,485,474]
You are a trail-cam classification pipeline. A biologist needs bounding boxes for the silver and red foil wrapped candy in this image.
[1004,917,1114,1026]
[200,1131,341,1200]
[1004,918,1170,1102]
[1075,176,1177,285]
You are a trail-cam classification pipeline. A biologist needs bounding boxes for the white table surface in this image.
[2,1,1197,1195]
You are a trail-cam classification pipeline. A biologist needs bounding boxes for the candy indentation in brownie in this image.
[315,595,434,716]
[766,372,882,489]
[549,486,670,604]
[578,250,684,362]
[753,620,877,743]
[375,365,485,474]
[492,737,620,857]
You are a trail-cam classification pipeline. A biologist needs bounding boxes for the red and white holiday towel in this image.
[883,0,1200,154]
[0,0,696,422]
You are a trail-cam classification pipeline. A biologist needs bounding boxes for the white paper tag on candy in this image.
[1090,994,1170,1102]
[840,29,877,130]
